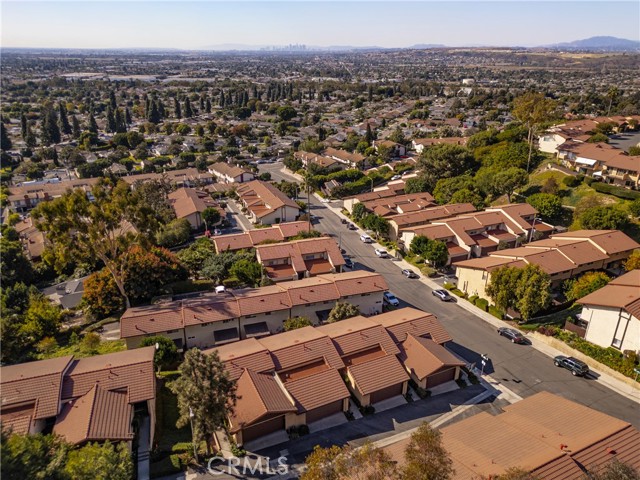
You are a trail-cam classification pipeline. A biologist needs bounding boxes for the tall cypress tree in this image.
[174,98,182,119]
[184,98,193,118]
[106,106,117,133]
[205,98,211,113]
[157,99,166,118]
[147,101,160,124]
[115,108,127,133]
[88,113,98,133]
[41,107,61,145]
[71,115,81,138]
[0,121,12,151]
[21,113,28,140]
[199,95,205,111]
[125,107,132,125]
[58,102,72,135]
[25,122,37,148]
[109,90,117,109]
[219,91,225,108]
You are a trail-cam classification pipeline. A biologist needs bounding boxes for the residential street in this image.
[308,198,640,428]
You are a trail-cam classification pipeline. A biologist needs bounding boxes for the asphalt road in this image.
[311,199,640,427]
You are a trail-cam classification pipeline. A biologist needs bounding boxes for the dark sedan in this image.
[497,327,527,344]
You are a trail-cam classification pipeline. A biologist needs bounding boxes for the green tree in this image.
[578,205,629,230]
[177,237,216,277]
[184,98,194,118]
[21,292,62,342]
[361,214,390,238]
[629,199,640,218]
[0,235,35,288]
[1,121,12,150]
[277,105,297,122]
[450,188,485,209]
[410,235,430,256]
[624,250,640,271]
[140,335,179,372]
[156,218,192,248]
[88,113,98,134]
[302,442,397,480]
[404,175,433,194]
[351,202,367,222]
[512,92,557,172]
[433,176,475,204]
[416,144,476,193]
[402,422,454,480]
[32,182,140,308]
[82,268,125,319]
[58,102,72,135]
[492,167,528,203]
[229,258,263,287]
[0,431,68,480]
[168,349,237,456]
[174,97,182,119]
[424,240,449,268]
[63,441,133,480]
[487,265,523,313]
[564,271,611,301]
[586,459,640,480]
[515,264,551,320]
[587,133,609,144]
[283,316,313,331]
[202,207,221,229]
[328,302,360,323]
[40,106,61,145]
[526,193,562,220]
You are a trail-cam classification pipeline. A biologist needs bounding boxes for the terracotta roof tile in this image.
[53,385,133,444]
[283,368,349,413]
[317,316,400,356]
[347,354,409,396]
[318,271,388,296]
[398,335,464,380]
[207,338,276,381]
[1,355,73,420]
[120,306,183,338]
[369,307,452,345]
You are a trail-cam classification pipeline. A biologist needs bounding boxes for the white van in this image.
[360,233,372,243]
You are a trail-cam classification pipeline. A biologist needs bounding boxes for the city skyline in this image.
[2,1,639,50]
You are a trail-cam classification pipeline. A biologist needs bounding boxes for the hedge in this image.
[475,298,489,312]
[451,288,466,298]
[489,305,504,319]
[562,176,581,187]
[150,454,184,478]
[468,295,479,305]
[591,182,640,200]
[168,279,215,295]
[547,327,639,379]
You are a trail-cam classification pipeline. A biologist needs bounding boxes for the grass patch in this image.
[36,339,126,360]
[154,378,192,453]
[168,279,216,295]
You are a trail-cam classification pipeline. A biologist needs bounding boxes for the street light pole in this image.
[480,354,489,376]
[189,407,199,463]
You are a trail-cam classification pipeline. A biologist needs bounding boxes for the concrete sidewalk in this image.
[318,194,640,403]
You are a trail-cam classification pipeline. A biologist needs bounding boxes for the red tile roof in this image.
[370,308,452,345]
[283,368,349,413]
[347,354,409,396]
[398,335,464,380]
[207,338,276,381]
[317,316,400,357]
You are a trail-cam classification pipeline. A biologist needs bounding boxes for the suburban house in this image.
[373,140,406,157]
[390,203,477,241]
[454,230,640,299]
[557,141,630,177]
[0,347,156,449]
[601,154,640,189]
[120,271,389,349]
[317,317,410,407]
[212,221,309,253]
[576,270,640,353]
[236,180,301,225]
[255,237,346,282]
[14,216,45,261]
[400,203,554,261]
[122,167,215,188]
[412,137,467,154]
[294,151,342,172]
[398,334,465,389]
[7,177,100,213]
[344,190,435,216]
[167,187,224,229]
[211,307,458,447]
[383,391,640,479]
[324,147,367,169]
[208,162,255,183]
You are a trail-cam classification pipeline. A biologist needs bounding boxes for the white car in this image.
[360,234,372,243]
[391,175,402,181]
[374,248,389,258]
[383,292,400,307]
[320,198,331,203]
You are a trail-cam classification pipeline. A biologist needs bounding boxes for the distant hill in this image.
[408,44,447,49]
[543,36,640,51]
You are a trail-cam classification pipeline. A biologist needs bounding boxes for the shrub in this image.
[344,410,355,421]
[168,279,215,295]
[592,182,640,200]
[443,282,455,290]
[456,378,468,389]
[230,443,246,457]
[468,295,479,304]
[584,176,595,186]
[488,305,504,319]
[475,298,489,311]
[359,405,376,415]
[451,288,466,298]
[409,380,430,398]
[222,276,241,288]
[562,176,581,187]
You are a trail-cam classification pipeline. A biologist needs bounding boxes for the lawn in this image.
[36,339,126,360]
[154,377,192,452]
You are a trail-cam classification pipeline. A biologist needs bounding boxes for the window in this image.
[245,315,256,319]
[167,329,178,334]
[265,312,272,316]
[361,293,370,297]
[223,319,234,323]
[612,338,622,349]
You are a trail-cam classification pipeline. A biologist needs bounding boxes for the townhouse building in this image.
[236,180,301,225]
[212,221,309,253]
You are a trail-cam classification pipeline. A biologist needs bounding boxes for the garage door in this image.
[241,415,285,443]
[426,367,456,388]
[306,400,343,424]
[370,382,403,404]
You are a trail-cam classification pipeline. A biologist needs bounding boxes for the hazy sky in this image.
[2,1,639,49]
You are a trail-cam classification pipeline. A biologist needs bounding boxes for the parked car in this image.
[341,218,348,224]
[213,228,222,236]
[360,234,372,243]
[374,248,389,258]
[347,223,357,230]
[497,327,526,344]
[432,289,454,302]
[554,355,589,376]
[391,175,402,181]
[383,291,400,307]
[321,198,331,203]
[343,257,354,269]
[401,269,419,278]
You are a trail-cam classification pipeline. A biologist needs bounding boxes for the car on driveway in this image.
[554,355,589,376]
[401,269,419,278]
[432,289,455,302]
[347,223,357,230]
[383,291,400,307]
[343,257,354,269]
[497,327,526,344]
[374,248,389,258]
[341,218,348,224]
